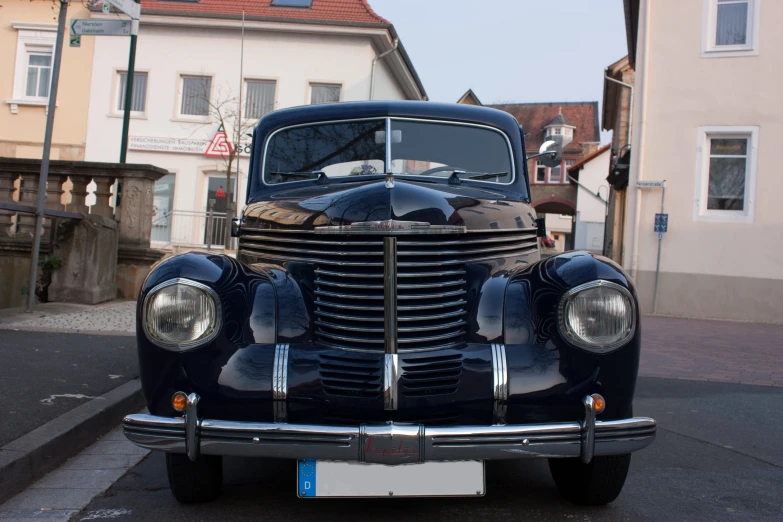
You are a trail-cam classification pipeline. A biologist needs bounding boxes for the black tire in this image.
[165,453,223,504]
[548,454,631,506]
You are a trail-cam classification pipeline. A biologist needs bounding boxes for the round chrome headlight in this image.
[143,278,221,350]
[558,280,636,353]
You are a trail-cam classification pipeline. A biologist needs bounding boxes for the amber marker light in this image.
[172,392,188,412]
[591,394,606,414]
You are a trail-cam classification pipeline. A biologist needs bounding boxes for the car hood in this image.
[242,179,537,231]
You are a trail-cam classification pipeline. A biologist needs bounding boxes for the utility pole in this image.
[26,0,70,312]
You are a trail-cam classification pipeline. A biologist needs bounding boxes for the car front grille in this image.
[239,228,537,352]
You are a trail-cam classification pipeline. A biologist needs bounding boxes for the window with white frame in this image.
[695,126,758,222]
[549,161,562,183]
[7,23,57,112]
[244,80,276,119]
[703,0,759,56]
[565,160,575,182]
[310,83,341,105]
[117,71,148,114]
[535,160,546,183]
[180,75,212,117]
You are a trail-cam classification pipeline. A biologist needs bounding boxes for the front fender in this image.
[137,252,277,418]
[503,251,640,422]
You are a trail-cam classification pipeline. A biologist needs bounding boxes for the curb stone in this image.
[0,380,145,505]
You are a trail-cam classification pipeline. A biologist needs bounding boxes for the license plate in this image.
[297,459,485,498]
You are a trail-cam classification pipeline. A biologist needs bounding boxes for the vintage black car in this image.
[124,101,656,505]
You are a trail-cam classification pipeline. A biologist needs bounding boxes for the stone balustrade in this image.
[0,158,170,307]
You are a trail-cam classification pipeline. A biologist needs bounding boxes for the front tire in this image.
[165,453,223,503]
[548,454,631,505]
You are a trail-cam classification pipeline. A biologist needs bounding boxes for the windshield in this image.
[262,118,514,185]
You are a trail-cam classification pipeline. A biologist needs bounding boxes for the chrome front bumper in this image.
[124,395,656,465]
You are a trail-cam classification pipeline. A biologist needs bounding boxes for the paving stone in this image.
[60,454,146,471]
[78,440,149,456]
[0,509,78,521]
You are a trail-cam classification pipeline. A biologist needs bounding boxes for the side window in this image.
[703,0,758,57]
[564,160,575,182]
[549,161,562,183]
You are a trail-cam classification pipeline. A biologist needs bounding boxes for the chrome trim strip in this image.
[123,415,656,462]
[316,268,466,279]
[581,395,596,464]
[315,298,466,313]
[491,343,508,424]
[315,220,466,235]
[384,237,398,356]
[315,319,466,334]
[384,353,399,411]
[141,278,222,352]
[315,309,465,323]
[185,393,200,462]
[558,280,637,354]
[272,343,290,422]
[385,117,394,188]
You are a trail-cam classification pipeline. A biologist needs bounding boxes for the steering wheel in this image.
[416,166,460,177]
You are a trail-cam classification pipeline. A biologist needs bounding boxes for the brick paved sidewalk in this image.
[640,315,783,387]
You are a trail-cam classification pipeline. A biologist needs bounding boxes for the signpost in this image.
[70,19,135,36]
[636,180,666,314]
[107,0,141,19]
[117,0,141,164]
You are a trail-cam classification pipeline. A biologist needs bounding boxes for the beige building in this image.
[1,0,96,160]
[621,0,782,323]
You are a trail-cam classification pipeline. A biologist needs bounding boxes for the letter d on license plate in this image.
[297,459,485,497]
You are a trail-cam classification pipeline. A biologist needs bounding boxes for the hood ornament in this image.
[315,220,466,235]
[385,170,394,189]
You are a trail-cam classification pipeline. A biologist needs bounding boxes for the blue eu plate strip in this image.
[298,459,317,497]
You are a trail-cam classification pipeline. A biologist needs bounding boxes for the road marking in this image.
[40,394,102,405]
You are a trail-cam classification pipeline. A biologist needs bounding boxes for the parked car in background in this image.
[123,101,656,505]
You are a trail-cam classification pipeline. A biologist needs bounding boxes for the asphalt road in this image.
[70,377,783,522]
[0,331,138,446]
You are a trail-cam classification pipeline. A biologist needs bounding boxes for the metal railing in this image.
[151,210,227,249]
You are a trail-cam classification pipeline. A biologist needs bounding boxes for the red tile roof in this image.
[142,0,390,25]
[488,102,600,152]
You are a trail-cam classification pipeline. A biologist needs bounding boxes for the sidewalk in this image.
[0,300,135,336]
[640,315,783,387]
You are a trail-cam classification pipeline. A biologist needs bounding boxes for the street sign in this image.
[654,213,668,233]
[70,19,134,36]
[636,180,666,189]
[69,34,81,47]
[657,232,664,239]
[107,0,141,19]
[102,1,111,15]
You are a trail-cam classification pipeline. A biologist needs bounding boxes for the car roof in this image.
[253,101,524,138]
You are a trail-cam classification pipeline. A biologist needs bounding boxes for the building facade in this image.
[568,144,611,253]
[1,0,96,161]
[82,0,425,250]
[621,0,782,322]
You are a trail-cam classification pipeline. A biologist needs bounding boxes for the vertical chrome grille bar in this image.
[385,117,394,188]
[272,343,290,422]
[384,237,398,355]
[384,236,398,410]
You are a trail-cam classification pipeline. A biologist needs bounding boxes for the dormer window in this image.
[271,0,314,6]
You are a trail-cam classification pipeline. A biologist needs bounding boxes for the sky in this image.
[369,0,629,143]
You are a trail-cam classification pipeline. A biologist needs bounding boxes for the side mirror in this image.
[537,140,563,168]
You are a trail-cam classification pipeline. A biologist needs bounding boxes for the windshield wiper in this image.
[448,170,509,184]
[270,170,330,184]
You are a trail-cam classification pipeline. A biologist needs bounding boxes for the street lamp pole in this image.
[26,0,70,312]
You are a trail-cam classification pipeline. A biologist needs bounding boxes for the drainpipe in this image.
[369,38,399,100]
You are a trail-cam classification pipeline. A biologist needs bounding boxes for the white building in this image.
[618,0,782,322]
[568,145,610,253]
[83,0,425,250]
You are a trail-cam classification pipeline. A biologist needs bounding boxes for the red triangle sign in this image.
[204,128,234,157]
